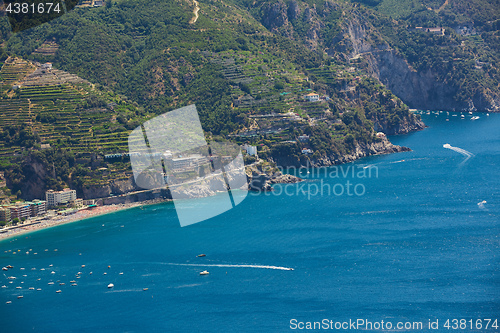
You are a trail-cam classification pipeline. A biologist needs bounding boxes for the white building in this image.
[243,144,258,156]
[45,188,77,206]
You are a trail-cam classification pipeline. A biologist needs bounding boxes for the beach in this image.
[0,199,169,242]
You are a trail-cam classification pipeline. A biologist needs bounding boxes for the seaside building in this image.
[0,207,11,222]
[29,200,47,216]
[9,202,31,220]
[45,188,77,206]
[169,154,208,170]
[70,198,84,208]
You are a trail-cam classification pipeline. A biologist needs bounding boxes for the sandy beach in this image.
[0,199,170,242]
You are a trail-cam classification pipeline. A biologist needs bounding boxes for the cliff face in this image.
[364,49,499,112]
[8,158,48,201]
[336,14,499,112]
[256,1,499,112]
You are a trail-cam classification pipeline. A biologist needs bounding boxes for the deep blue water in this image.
[1,112,499,332]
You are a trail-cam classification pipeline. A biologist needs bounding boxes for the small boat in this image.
[81,265,85,268]
[89,272,93,275]
[107,283,114,288]
[51,271,55,274]
[40,268,45,271]
[71,284,77,286]
[143,288,148,291]
[199,270,209,275]
[487,113,490,116]
[1,285,6,288]
[7,276,16,280]
[37,288,42,291]
[16,286,22,289]
[2,267,8,271]
[56,290,61,293]
[197,254,206,257]
[49,264,53,267]
[70,280,76,283]
[29,287,34,290]
[119,272,124,275]
[17,296,23,299]
[48,282,54,285]
[6,301,12,304]
[6,265,13,269]
[59,283,65,286]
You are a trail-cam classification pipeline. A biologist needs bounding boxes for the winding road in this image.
[189,0,200,24]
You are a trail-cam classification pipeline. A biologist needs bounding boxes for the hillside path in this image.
[190,0,200,24]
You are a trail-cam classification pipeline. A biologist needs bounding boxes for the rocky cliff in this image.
[254,1,499,112]
[272,136,410,168]
[334,12,500,112]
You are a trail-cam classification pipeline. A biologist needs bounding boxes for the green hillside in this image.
[4,0,497,201]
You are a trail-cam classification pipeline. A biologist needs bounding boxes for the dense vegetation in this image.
[5,0,495,201]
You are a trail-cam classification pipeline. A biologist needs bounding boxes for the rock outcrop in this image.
[272,137,411,168]
[246,161,302,192]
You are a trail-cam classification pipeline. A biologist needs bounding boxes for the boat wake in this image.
[162,263,294,271]
[443,144,474,164]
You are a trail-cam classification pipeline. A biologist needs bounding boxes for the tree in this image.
[12,218,20,225]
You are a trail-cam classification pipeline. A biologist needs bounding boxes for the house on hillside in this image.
[41,62,52,70]
[415,27,445,35]
[304,93,319,102]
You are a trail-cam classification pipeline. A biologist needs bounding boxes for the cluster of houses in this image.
[0,188,96,225]
[0,200,47,223]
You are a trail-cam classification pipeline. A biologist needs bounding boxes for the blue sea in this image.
[1,112,499,332]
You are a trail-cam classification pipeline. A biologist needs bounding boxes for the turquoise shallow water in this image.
[1,112,499,332]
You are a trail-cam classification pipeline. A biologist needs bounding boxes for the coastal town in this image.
[0,187,105,237]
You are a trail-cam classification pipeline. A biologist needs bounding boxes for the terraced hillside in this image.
[0,57,147,157]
